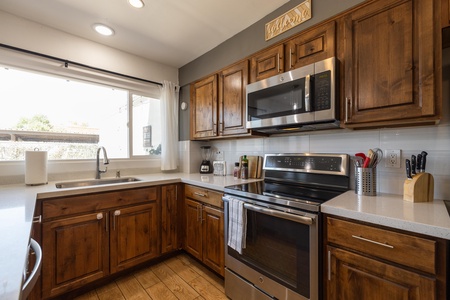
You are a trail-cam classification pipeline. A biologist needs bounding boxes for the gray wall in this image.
[178,0,365,140]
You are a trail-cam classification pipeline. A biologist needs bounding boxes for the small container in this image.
[240,162,248,179]
[355,167,377,196]
[233,162,240,179]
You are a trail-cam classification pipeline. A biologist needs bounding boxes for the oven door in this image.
[223,196,319,300]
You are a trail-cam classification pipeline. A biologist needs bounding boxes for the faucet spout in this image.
[96,146,109,179]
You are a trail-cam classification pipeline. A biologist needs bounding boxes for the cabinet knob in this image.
[97,213,103,220]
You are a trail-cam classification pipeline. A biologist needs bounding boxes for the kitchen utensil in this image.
[417,153,422,172]
[352,156,363,167]
[368,148,383,168]
[411,155,416,175]
[420,151,428,172]
[405,159,412,179]
[362,156,371,168]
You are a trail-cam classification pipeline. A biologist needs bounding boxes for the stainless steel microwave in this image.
[246,57,339,133]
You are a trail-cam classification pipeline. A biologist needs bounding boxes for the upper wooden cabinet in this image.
[219,60,249,136]
[286,21,336,70]
[250,44,284,83]
[190,74,218,139]
[340,0,441,128]
[190,60,250,140]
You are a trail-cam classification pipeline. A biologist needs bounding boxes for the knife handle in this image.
[421,151,428,172]
[417,154,422,172]
[411,155,416,175]
[405,159,412,179]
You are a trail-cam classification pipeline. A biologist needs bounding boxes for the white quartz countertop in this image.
[321,191,450,240]
[0,173,257,300]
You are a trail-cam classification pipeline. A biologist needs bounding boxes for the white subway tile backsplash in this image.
[309,129,380,153]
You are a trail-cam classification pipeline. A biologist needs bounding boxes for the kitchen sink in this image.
[55,177,141,189]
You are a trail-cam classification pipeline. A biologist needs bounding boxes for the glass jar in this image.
[240,162,248,179]
[233,162,240,179]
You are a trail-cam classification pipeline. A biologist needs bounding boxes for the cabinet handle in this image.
[105,212,109,232]
[351,235,394,249]
[289,47,293,69]
[345,97,350,123]
[277,53,280,73]
[113,210,121,230]
[194,192,206,197]
[327,250,331,281]
[33,215,42,224]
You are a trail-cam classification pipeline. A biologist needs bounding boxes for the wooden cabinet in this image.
[190,61,250,140]
[250,44,284,83]
[340,0,441,128]
[40,187,160,299]
[285,21,336,70]
[161,184,179,254]
[218,60,249,136]
[442,0,450,28]
[184,185,224,276]
[324,216,448,299]
[190,74,218,139]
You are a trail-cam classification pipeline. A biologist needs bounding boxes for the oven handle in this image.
[243,203,315,225]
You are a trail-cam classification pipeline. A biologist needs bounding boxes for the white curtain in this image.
[159,80,179,170]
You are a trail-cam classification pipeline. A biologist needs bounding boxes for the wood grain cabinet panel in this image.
[42,212,109,299]
[219,60,249,136]
[250,44,284,83]
[184,185,224,276]
[341,0,441,128]
[323,215,448,300]
[161,184,179,254]
[39,187,161,299]
[442,0,450,28]
[110,203,159,273]
[327,246,436,300]
[190,74,218,139]
[286,21,336,70]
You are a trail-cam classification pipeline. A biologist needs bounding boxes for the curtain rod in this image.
[0,43,163,87]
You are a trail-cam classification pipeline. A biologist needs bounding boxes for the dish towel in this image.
[227,197,247,254]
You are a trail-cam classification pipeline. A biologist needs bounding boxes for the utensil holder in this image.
[403,172,434,202]
[355,167,377,196]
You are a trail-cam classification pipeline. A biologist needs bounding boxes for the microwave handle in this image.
[305,74,311,112]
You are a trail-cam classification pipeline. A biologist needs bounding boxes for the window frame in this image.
[0,47,162,162]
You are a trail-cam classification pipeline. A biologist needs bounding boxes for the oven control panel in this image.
[264,153,349,176]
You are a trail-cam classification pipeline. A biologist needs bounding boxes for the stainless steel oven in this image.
[223,153,350,300]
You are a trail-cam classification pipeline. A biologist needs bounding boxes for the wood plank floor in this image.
[74,254,227,300]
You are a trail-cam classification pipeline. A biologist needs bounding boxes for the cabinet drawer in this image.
[326,217,436,274]
[43,187,159,220]
[185,185,223,208]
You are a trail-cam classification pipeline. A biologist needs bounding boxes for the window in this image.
[0,66,161,161]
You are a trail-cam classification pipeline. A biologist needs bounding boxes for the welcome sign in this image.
[265,0,312,41]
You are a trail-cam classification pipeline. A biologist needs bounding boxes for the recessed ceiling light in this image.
[92,23,115,36]
[128,0,144,8]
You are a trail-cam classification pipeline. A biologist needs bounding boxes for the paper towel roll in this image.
[25,151,48,185]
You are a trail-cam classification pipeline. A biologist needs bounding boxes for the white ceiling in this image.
[0,0,289,68]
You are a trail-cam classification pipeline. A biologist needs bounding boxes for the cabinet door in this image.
[326,246,436,300]
[342,0,440,127]
[286,21,336,70]
[442,0,450,28]
[202,205,225,276]
[184,199,203,260]
[110,203,159,273]
[219,60,249,136]
[190,74,218,139]
[161,184,178,254]
[250,44,284,83]
[42,212,108,299]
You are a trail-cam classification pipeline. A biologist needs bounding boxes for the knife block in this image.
[403,172,434,202]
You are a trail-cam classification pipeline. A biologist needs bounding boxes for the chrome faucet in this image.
[95,146,109,179]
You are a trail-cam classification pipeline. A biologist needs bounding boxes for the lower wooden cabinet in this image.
[184,185,225,276]
[39,187,161,299]
[324,215,448,300]
[161,184,179,254]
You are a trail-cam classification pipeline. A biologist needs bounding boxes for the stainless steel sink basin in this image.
[55,177,141,189]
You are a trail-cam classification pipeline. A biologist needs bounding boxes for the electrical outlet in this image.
[385,149,401,168]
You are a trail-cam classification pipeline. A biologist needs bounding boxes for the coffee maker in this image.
[200,146,213,173]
